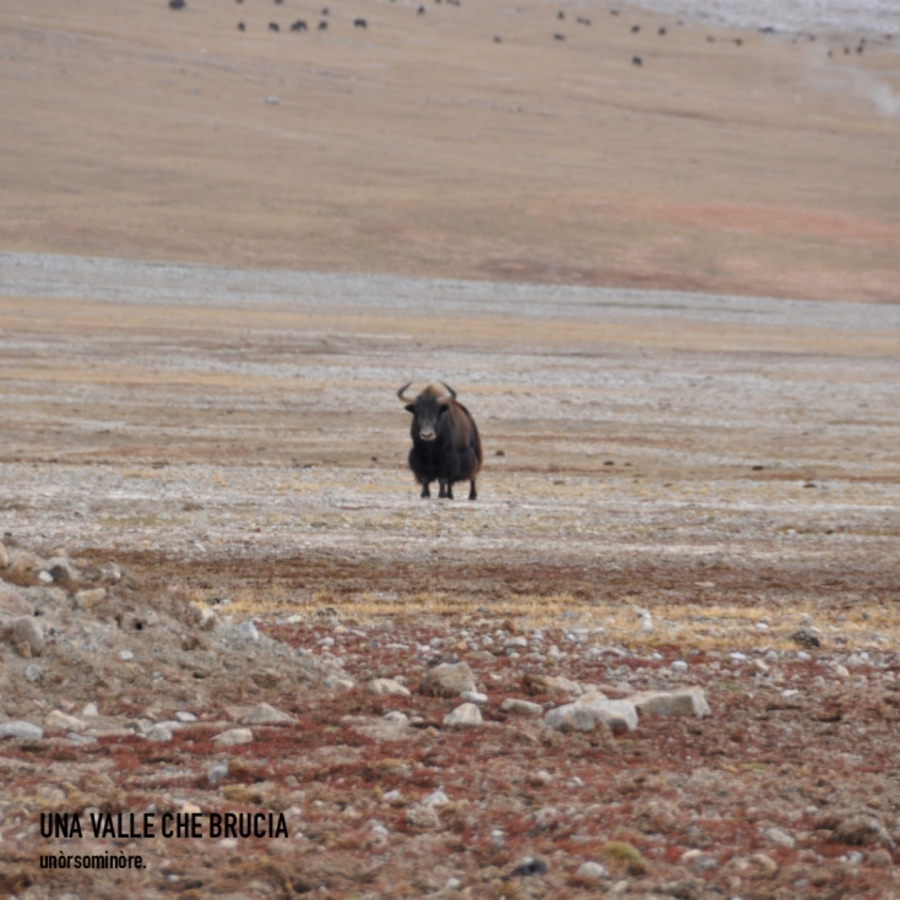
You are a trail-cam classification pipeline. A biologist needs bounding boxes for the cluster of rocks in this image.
[0,539,358,746]
[400,660,709,734]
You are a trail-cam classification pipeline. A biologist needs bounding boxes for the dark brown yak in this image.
[398,382,482,500]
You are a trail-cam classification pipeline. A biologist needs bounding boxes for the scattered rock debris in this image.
[1,537,899,897]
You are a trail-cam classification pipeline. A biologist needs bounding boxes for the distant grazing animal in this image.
[577,17,591,25]
[291,19,307,30]
[554,32,565,40]
[557,10,565,19]
[318,19,328,29]
[238,20,246,29]
[169,0,186,8]
[354,17,367,27]
[269,21,280,31]
[417,6,425,13]
[494,34,502,42]
[632,55,642,65]
[631,24,640,33]
[658,26,666,35]
[398,382,482,500]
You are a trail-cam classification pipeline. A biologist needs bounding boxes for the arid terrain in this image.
[1,0,899,301]
[1,254,899,898]
[2,0,900,897]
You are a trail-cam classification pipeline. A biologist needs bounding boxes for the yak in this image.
[398,381,482,500]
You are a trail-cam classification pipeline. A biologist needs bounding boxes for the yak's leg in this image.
[447,483,455,500]
[438,479,449,499]
[420,482,431,498]
[468,479,477,501]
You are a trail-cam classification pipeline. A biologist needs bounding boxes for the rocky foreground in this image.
[1,538,899,899]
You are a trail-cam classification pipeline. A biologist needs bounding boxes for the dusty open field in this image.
[1,0,899,301]
[1,254,900,898]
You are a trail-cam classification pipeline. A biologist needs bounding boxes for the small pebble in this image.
[23,664,43,683]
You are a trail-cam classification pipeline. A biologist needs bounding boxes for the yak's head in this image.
[398,381,456,443]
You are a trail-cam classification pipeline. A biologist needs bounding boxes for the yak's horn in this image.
[397,381,416,403]
[439,381,457,399]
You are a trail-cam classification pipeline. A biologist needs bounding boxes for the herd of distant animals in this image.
[166,0,889,62]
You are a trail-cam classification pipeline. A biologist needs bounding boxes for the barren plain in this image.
[2,0,900,897]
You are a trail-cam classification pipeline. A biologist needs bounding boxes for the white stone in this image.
[576,861,609,880]
[671,660,688,672]
[11,616,45,656]
[577,697,638,731]
[763,826,796,849]
[503,636,528,649]
[73,588,106,609]
[382,710,408,725]
[423,789,450,807]
[45,710,86,733]
[241,702,296,725]
[82,703,100,717]
[443,702,482,727]
[501,698,543,717]
[212,727,254,747]
[367,677,411,697]
[0,721,43,740]
[421,661,476,697]
[546,696,637,732]
[631,686,710,719]
[544,703,598,733]
[460,690,488,704]
[175,711,198,723]
[24,664,43,682]
[146,724,173,742]
[119,650,134,661]
[237,620,260,641]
